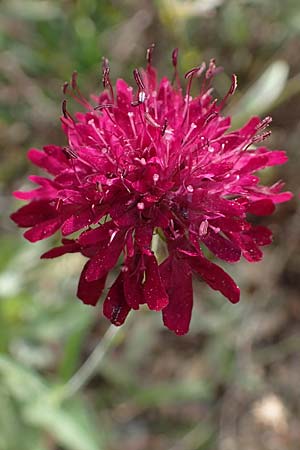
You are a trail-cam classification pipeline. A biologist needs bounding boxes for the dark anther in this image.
[62,99,68,118]
[146,43,155,65]
[101,57,115,102]
[62,146,78,159]
[228,74,237,95]
[144,112,160,128]
[257,116,272,131]
[133,68,145,91]
[218,74,237,109]
[252,131,272,143]
[71,71,78,90]
[172,48,178,68]
[205,59,217,79]
[94,103,115,111]
[204,112,218,127]
[161,118,168,136]
[185,62,206,80]
[102,57,110,88]
[62,82,69,95]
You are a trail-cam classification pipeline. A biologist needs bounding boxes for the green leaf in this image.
[24,398,104,450]
[0,355,46,402]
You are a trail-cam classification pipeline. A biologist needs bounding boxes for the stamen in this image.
[184,62,206,81]
[137,202,145,210]
[55,198,62,211]
[144,112,160,128]
[257,116,272,131]
[133,68,145,91]
[62,99,68,118]
[182,122,197,145]
[62,82,69,95]
[61,100,75,123]
[153,173,159,184]
[252,131,272,143]
[172,47,178,68]
[205,59,218,79]
[171,48,180,88]
[62,146,78,159]
[138,91,146,103]
[199,220,209,236]
[102,57,115,102]
[218,74,237,109]
[182,62,206,126]
[71,71,78,90]
[128,112,137,138]
[146,43,155,66]
[94,103,115,111]
[203,112,218,127]
[63,72,91,110]
[161,118,168,136]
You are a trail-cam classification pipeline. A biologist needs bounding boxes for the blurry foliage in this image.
[1,0,300,449]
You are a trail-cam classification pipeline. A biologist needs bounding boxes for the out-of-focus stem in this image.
[62,324,121,399]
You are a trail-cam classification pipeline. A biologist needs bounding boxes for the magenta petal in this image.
[14,189,42,200]
[103,274,131,326]
[143,253,169,311]
[161,257,193,335]
[270,191,293,204]
[190,257,240,304]
[77,261,107,306]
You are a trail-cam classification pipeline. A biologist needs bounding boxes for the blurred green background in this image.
[1,1,300,449]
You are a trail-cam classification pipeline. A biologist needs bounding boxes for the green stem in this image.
[62,324,121,400]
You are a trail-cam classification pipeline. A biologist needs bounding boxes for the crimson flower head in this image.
[11,47,292,334]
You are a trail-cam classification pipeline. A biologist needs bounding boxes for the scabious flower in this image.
[11,47,292,334]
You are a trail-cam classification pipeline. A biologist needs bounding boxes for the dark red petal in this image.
[210,217,250,233]
[28,146,68,174]
[240,236,263,262]
[248,199,275,216]
[10,201,57,227]
[85,232,124,282]
[161,258,193,335]
[143,253,169,311]
[23,218,61,242]
[103,273,131,326]
[202,230,241,262]
[123,265,144,310]
[41,239,80,258]
[190,257,240,304]
[135,225,153,252]
[61,207,106,236]
[78,222,112,247]
[246,226,272,246]
[77,261,107,306]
